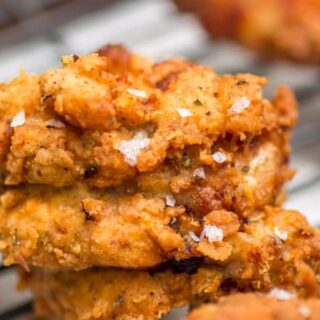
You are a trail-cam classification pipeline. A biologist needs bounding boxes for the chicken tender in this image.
[1,184,318,273]
[0,46,296,189]
[175,0,320,64]
[4,127,293,216]
[20,267,191,320]
[19,206,320,319]
[187,293,320,320]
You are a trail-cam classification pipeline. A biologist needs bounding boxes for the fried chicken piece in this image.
[19,206,320,319]
[5,126,293,215]
[0,118,294,270]
[187,293,320,320]
[0,172,318,272]
[0,46,296,189]
[175,0,320,64]
[20,267,191,320]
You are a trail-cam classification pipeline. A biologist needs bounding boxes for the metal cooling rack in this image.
[0,0,319,318]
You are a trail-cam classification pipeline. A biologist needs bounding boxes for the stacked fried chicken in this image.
[0,45,319,320]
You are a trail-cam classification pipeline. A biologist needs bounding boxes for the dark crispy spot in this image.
[170,257,203,274]
[83,164,99,179]
[194,99,203,106]
[241,165,250,173]
[149,257,203,275]
[81,201,95,221]
[236,80,249,86]
[220,278,241,294]
[206,111,211,116]
[214,92,219,98]
[73,54,79,62]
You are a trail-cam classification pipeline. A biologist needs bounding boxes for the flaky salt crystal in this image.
[193,167,206,179]
[269,288,296,301]
[177,107,193,118]
[118,131,151,167]
[200,224,224,243]
[11,110,25,128]
[212,151,227,163]
[165,194,176,207]
[127,88,147,98]
[274,227,288,241]
[230,96,250,114]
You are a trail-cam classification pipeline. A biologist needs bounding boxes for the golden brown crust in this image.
[175,0,320,64]
[187,294,320,320]
[3,201,319,275]
[20,268,191,320]
[4,127,293,215]
[20,207,320,320]
[0,47,296,189]
[21,264,320,320]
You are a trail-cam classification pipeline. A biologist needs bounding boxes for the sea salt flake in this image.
[212,151,227,163]
[46,119,66,128]
[193,167,206,179]
[200,224,224,243]
[274,227,288,241]
[118,131,151,167]
[230,96,250,114]
[127,88,147,98]
[269,288,296,301]
[189,232,200,243]
[165,194,176,207]
[298,305,311,318]
[11,110,25,127]
[177,107,193,118]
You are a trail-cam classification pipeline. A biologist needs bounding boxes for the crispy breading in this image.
[0,46,296,189]
[19,267,191,320]
[21,265,320,320]
[187,293,320,320]
[19,206,320,319]
[1,183,318,272]
[175,0,320,64]
[5,127,293,214]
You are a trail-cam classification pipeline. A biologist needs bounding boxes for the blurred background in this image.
[0,0,319,319]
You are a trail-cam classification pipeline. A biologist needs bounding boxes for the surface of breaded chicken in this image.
[0,46,296,190]
[20,206,320,319]
[7,204,320,276]
[175,0,320,64]
[187,293,320,320]
[0,131,294,268]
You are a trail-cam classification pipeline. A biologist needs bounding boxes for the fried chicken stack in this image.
[1,45,319,320]
[174,0,320,64]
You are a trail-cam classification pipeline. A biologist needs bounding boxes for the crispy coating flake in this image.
[175,0,320,64]
[187,293,320,320]
[19,206,320,319]
[0,46,296,189]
